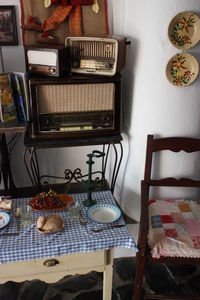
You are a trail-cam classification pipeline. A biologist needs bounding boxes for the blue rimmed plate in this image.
[87,204,121,224]
[0,211,10,229]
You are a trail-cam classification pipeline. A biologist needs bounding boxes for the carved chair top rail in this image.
[148,134,200,153]
[147,178,200,187]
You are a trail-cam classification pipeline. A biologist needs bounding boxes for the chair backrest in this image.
[144,135,200,188]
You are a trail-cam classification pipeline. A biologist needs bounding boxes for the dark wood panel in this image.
[24,127,123,149]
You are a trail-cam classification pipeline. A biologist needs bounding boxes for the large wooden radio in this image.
[28,73,121,139]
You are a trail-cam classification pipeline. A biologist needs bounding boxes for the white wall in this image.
[111,0,200,222]
[2,0,200,226]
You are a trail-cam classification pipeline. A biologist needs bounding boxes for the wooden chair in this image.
[133,134,200,300]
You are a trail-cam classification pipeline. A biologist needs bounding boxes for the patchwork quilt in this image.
[148,199,200,258]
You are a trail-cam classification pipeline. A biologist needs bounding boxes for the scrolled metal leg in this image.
[102,144,110,180]
[110,141,123,193]
[101,141,123,194]
[24,147,41,194]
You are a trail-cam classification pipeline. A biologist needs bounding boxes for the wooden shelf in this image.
[24,127,123,149]
[0,121,26,134]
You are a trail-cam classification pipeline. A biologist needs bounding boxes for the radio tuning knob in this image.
[50,67,56,74]
[72,60,80,68]
[44,118,50,126]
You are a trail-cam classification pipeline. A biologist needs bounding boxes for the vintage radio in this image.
[28,74,121,139]
[65,36,126,76]
[25,45,70,77]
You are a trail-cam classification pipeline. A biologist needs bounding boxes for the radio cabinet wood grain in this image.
[0,249,114,300]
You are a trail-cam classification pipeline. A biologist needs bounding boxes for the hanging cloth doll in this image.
[21,0,102,44]
[42,0,95,36]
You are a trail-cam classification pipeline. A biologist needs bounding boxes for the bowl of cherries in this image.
[29,189,73,211]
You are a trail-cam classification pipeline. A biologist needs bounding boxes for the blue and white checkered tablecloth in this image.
[0,191,137,264]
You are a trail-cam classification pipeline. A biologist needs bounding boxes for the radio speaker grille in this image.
[71,41,116,60]
[37,83,115,114]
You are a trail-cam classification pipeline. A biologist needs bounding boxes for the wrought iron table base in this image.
[24,142,123,195]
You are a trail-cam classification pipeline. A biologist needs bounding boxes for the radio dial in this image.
[45,119,50,126]
[104,116,110,121]
[105,44,112,53]
[50,67,56,74]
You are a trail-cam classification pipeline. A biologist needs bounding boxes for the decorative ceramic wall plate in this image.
[168,12,200,49]
[87,204,121,223]
[166,53,199,87]
[0,212,10,229]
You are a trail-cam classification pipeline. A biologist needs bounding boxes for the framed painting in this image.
[0,6,18,46]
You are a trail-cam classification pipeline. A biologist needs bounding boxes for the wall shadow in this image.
[113,37,140,220]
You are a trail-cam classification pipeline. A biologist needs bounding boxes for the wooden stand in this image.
[24,128,123,195]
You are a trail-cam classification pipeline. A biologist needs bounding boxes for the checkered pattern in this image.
[0,191,137,264]
[148,198,200,258]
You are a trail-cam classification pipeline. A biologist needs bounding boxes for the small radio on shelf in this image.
[25,45,71,77]
[28,74,121,139]
[65,35,126,76]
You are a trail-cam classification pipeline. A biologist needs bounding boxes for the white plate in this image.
[87,204,121,223]
[0,212,10,229]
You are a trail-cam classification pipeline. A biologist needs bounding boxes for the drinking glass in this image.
[68,203,80,221]
[22,205,32,225]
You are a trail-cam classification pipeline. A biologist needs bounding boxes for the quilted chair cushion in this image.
[148,199,200,258]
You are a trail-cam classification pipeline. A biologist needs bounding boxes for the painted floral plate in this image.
[87,204,121,223]
[166,53,199,87]
[168,12,200,49]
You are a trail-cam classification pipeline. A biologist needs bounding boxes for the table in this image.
[0,190,137,300]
